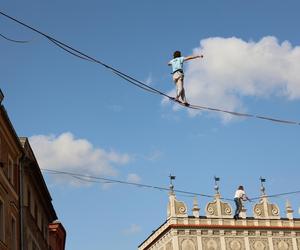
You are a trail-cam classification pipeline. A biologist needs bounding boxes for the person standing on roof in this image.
[168,51,203,106]
[234,185,251,220]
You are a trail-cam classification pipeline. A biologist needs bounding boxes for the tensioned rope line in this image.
[1,10,300,126]
[250,190,300,201]
[41,168,230,201]
[46,38,167,96]
[41,168,300,202]
[0,32,31,43]
[0,11,161,96]
[47,37,95,62]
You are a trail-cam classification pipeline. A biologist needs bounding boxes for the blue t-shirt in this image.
[169,57,184,73]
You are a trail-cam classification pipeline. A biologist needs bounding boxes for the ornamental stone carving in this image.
[249,238,269,250]
[166,241,173,250]
[206,193,232,218]
[273,238,293,250]
[175,200,187,215]
[253,196,280,219]
[206,200,218,217]
[253,203,265,217]
[202,237,221,250]
[167,191,188,218]
[179,238,197,250]
[225,237,245,250]
[221,202,232,216]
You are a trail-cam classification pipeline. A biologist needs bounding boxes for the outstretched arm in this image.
[242,194,251,202]
[184,55,203,62]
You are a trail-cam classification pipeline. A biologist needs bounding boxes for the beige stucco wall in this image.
[139,217,300,250]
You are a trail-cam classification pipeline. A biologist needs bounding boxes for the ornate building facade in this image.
[139,181,300,250]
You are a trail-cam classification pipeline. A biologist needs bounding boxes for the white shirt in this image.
[234,190,246,199]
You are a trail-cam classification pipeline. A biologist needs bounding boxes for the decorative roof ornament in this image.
[214,176,220,194]
[169,174,175,195]
[192,196,200,217]
[167,175,187,219]
[253,177,280,219]
[260,176,266,195]
[205,176,232,218]
[285,200,294,220]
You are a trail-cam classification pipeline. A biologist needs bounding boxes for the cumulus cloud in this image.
[29,132,131,184]
[167,36,300,121]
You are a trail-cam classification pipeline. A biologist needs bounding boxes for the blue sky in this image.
[1,1,300,249]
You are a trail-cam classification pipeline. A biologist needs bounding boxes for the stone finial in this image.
[253,179,280,219]
[285,200,294,220]
[192,196,200,217]
[167,176,187,219]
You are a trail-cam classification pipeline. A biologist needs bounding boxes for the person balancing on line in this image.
[168,51,203,106]
[234,185,251,220]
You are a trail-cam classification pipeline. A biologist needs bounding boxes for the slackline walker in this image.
[168,50,204,106]
[1,10,300,127]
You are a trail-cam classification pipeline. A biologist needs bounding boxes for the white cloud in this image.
[122,224,141,235]
[29,132,131,185]
[166,36,300,121]
[127,173,141,183]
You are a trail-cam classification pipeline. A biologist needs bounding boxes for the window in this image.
[34,202,38,221]
[0,198,4,242]
[43,223,48,241]
[27,188,31,214]
[28,235,40,250]
[8,155,14,185]
[0,137,2,166]
[32,240,39,250]
[11,216,16,250]
[37,212,41,230]
[41,217,44,235]
[0,138,5,170]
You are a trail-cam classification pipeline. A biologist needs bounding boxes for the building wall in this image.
[0,105,22,250]
[140,217,300,250]
[0,91,65,250]
[49,221,66,250]
[20,138,59,250]
[23,175,51,250]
